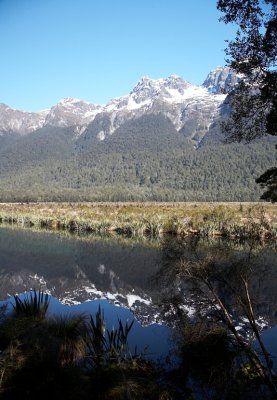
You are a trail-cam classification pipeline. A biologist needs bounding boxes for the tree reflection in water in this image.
[157,236,277,398]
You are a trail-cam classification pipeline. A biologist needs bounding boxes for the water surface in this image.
[0,225,276,363]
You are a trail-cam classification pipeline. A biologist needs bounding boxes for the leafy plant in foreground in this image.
[12,290,50,319]
[85,305,134,368]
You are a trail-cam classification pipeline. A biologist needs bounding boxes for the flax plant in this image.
[12,290,50,319]
[85,306,134,368]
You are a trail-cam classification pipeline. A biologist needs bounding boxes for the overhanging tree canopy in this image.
[217,0,277,201]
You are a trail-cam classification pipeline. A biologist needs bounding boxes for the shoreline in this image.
[0,202,276,240]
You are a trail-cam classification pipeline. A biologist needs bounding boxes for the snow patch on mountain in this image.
[44,98,103,127]
[0,67,240,140]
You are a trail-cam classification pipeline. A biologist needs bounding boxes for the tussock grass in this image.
[0,201,276,239]
[0,294,177,399]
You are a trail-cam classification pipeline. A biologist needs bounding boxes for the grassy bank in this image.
[0,202,276,239]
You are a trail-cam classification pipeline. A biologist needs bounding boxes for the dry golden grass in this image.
[0,202,276,239]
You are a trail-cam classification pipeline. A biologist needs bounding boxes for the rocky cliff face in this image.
[203,66,241,94]
[44,98,102,128]
[0,103,48,135]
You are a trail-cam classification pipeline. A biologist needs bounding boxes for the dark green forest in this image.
[0,114,275,202]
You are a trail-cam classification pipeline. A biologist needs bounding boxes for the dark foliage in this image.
[0,296,179,400]
[256,165,277,201]
[217,0,277,201]
[12,290,50,319]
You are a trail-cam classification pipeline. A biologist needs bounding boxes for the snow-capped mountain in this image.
[106,74,193,112]
[0,103,48,135]
[100,73,227,138]
[203,66,241,94]
[0,67,240,141]
[44,97,103,128]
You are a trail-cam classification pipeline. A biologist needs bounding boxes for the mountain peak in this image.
[57,97,91,106]
[168,74,181,79]
[203,66,241,94]
[130,74,192,101]
[44,98,102,128]
[140,75,152,82]
[0,68,235,136]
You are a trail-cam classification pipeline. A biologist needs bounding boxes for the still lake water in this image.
[0,225,276,365]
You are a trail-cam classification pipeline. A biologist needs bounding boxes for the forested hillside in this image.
[0,69,276,204]
[0,114,275,202]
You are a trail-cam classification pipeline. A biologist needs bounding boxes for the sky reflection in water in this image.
[0,225,276,365]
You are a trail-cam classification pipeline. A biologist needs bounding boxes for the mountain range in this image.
[0,66,275,202]
[0,66,238,142]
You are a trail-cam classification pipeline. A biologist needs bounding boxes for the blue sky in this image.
[0,0,237,111]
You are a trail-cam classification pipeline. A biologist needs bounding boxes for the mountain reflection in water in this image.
[0,225,276,364]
